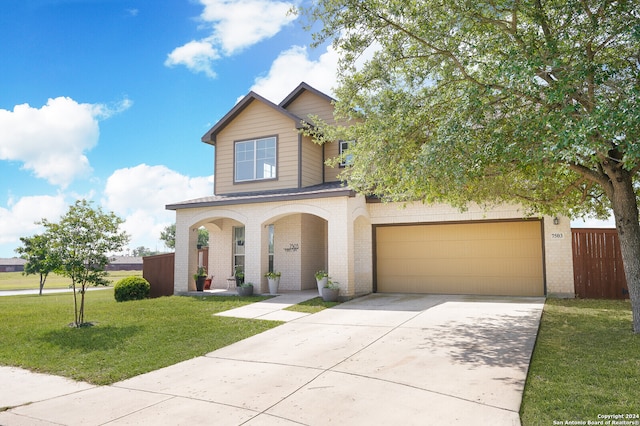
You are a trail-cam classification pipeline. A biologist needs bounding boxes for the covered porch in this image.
[166,186,373,298]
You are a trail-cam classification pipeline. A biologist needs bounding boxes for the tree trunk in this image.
[606,165,640,333]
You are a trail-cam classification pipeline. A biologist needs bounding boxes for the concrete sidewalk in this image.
[0,293,544,425]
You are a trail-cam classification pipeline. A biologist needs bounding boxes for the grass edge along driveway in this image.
[520,298,639,425]
[0,289,280,385]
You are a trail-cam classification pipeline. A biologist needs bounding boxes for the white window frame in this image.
[235,136,277,182]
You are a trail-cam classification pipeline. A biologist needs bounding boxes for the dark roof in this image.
[166,182,354,210]
[279,82,335,109]
[109,256,143,265]
[201,91,308,146]
[0,258,26,266]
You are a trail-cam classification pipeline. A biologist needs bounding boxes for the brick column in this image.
[327,199,355,297]
[174,213,199,294]
[244,221,266,293]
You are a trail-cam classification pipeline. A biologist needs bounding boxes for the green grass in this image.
[520,299,640,424]
[0,289,280,385]
[0,270,142,291]
[284,296,341,314]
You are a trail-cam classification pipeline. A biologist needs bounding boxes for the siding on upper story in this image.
[283,88,343,184]
[283,90,336,126]
[301,134,324,187]
[214,100,300,195]
[323,140,342,183]
[208,84,348,194]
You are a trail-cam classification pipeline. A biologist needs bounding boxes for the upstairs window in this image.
[339,140,354,167]
[235,136,277,182]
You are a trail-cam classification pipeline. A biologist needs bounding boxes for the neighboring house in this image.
[167,82,574,298]
[0,258,26,273]
[106,256,143,271]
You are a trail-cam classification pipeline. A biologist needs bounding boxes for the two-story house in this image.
[167,82,575,298]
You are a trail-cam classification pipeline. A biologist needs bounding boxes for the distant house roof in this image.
[0,258,27,266]
[109,256,143,265]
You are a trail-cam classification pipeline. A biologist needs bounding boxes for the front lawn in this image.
[0,270,142,291]
[0,289,279,385]
[521,299,640,424]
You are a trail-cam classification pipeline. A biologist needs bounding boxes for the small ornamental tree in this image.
[15,233,61,295]
[41,200,129,327]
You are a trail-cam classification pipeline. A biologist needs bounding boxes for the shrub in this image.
[114,276,150,302]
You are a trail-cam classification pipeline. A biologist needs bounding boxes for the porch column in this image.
[327,200,355,297]
[174,214,199,294]
[245,221,266,293]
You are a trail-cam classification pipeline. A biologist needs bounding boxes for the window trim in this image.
[234,135,278,183]
[339,140,354,167]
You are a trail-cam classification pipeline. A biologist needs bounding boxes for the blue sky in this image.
[0,0,344,257]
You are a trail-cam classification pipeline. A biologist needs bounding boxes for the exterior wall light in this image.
[553,217,559,225]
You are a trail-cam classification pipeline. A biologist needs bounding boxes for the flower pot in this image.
[195,276,205,292]
[316,277,328,296]
[237,285,253,297]
[267,277,280,295]
[204,277,212,290]
[321,287,339,302]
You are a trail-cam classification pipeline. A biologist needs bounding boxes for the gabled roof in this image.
[279,82,335,109]
[201,90,308,146]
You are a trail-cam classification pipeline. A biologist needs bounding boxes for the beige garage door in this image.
[375,221,544,296]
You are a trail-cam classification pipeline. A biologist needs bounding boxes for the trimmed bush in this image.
[114,276,150,302]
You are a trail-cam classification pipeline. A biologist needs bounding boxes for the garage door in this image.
[375,221,544,296]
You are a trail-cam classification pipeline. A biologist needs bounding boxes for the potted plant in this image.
[315,270,328,296]
[204,275,213,290]
[321,280,340,302]
[264,271,281,295]
[237,282,254,297]
[234,266,245,287]
[193,266,207,292]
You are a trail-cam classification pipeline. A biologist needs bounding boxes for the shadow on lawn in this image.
[42,324,141,351]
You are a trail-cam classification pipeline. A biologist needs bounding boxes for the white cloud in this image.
[247,38,380,102]
[249,45,339,102]
[0,195,68,246]
[103,164,213,251]
[200,0,296,55]
[165,40,220,78]
[166,0,296,77]
[0,97,131,188]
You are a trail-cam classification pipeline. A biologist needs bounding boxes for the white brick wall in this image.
[173,198,574,297]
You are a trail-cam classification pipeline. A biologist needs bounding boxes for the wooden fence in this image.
[572,229,629,299]
[142,248,209,298]
[143,253,175,298]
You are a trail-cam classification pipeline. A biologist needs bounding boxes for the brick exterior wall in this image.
[173,198,574,298]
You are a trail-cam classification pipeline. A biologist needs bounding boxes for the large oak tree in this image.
[300,0,640,331]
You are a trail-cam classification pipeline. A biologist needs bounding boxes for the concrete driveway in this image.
[0,293,543,425]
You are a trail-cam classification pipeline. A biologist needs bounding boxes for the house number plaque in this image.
[284,243,299,252]
[550,233,565,239]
